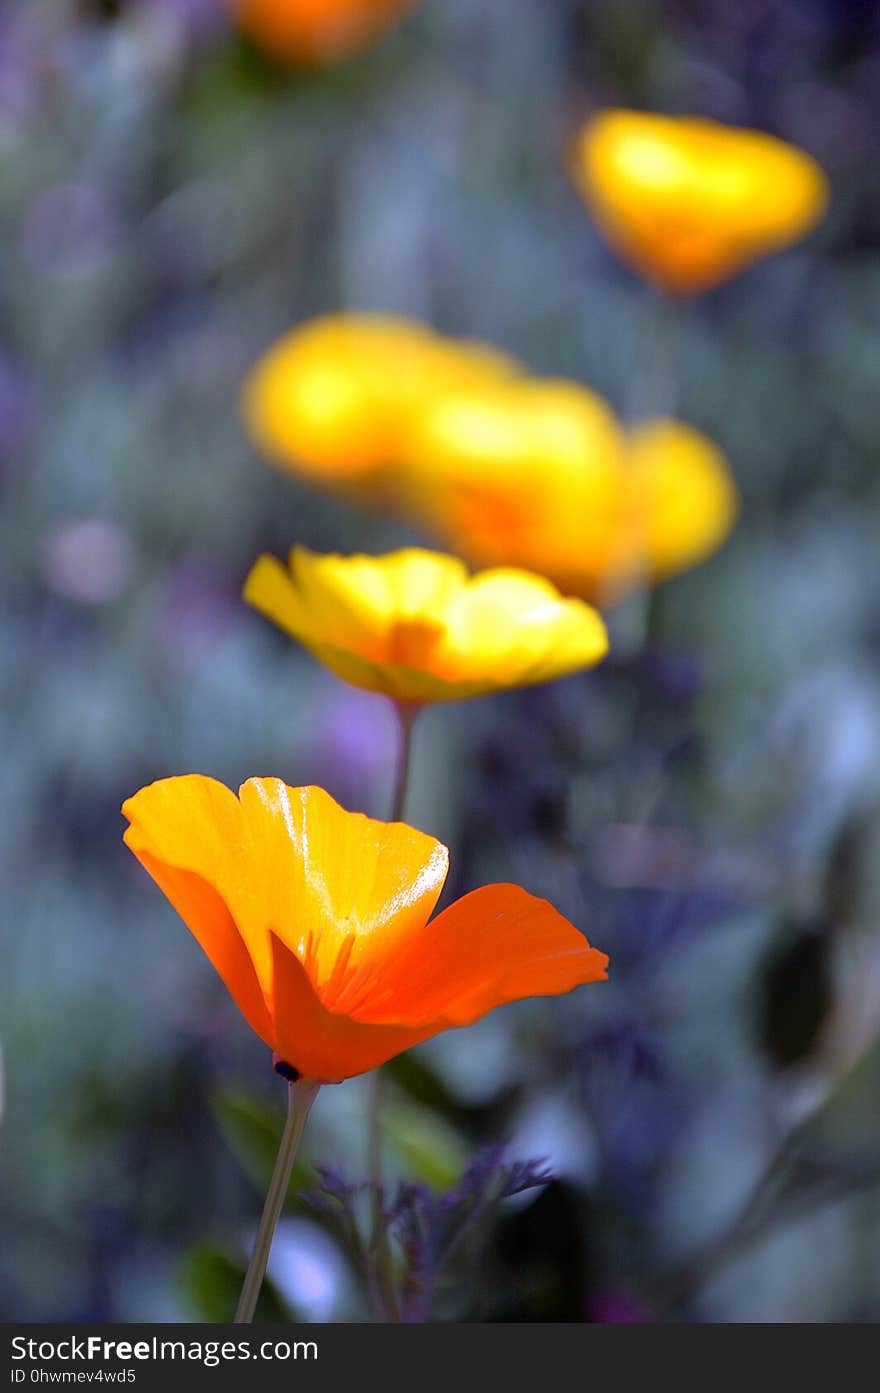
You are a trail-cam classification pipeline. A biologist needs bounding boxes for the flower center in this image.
[386,616,446,668]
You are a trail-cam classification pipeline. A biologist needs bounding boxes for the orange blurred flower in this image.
[240,314,519,497]
[402,378,738,604]
[569,109,829,294]
[230,0,419,65]
[243,545,608,705]
[123,777,608,1083]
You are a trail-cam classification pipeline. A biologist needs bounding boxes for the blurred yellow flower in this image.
[241,314,519,496]
[402,378,630,596]
[626,418,738,583]
[569,109,829,293]
[230,0,419,65]
[243,546,608,705]
[403,378,738,603]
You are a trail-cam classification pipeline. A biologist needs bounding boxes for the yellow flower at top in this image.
[240,314,519,495]
[229,0,420,65]
[569,109,829,293]
[243,546,609,706]
[402,377,738,604]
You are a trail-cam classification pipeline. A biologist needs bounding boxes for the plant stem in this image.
[234,1078,319,1324]
[390,703,418,822]
[611,289,682,655]
[626,286,681,423]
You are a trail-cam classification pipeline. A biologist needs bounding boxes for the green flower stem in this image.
[234,1078,319,1324]
[627,286,680,423]
[611,288,681,655]
[390,703,418,823]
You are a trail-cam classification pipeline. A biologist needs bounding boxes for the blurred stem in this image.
[390,703,418,822]
[234,1078,319,1324]
[615,288,682,655]
[627,286,681,423]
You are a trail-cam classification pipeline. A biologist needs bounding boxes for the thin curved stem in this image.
[234,1078,319,1324]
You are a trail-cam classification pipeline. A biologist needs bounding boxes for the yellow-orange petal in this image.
[570,109,829,293]
[123,777,449,1039]
[439,568,608,685]
[269,933,431,1083]
[353,883,609,1029]
[123,779,274,1045]
[236,779,449,993]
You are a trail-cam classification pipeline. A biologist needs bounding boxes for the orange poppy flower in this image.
[240,314,519,497]
[229,0,419,65]
[122,777,608,1083]
[243,545,609,705]
[569,109,829,293]
[402,378,738,603]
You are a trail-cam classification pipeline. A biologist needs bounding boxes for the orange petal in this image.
[269,933,431,1083]
[123,782,274,1046]
[236,780,449,999]
[354,883,608,1028]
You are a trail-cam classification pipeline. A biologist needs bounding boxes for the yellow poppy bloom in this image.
[243,546,609,705]
[403,378,738,602]
[569,109,829,293]
[229,0,419,65]
[240,314,519,494]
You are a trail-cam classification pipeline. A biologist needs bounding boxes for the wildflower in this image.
[403,377,737,602]
[243,546,609,705]
[569,109,829,293]
[240,314,518,495]
[122,777,609,1084]
[230,0,419,65]
[401,378,628,599]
